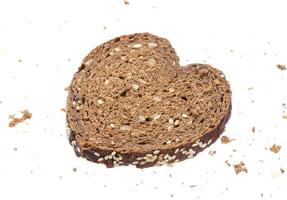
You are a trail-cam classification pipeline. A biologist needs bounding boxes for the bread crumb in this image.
[9,110,32,127]
[247,87,254,90]
[221,136,233,144]
[64,86,69,91]
[225,160,231,167]
[252,126,255,133]
[124,0,129,5]
[13,147,18,151]
[72,167,77,172]
[270,144,281,153]
[208,150,216,156]
[277,64,286,70]
[60,108,66,112]
[283,114,287,120]
[233,162,248,175]
[280,168,285,174]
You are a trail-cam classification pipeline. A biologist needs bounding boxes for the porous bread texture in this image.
[66,33,231,168]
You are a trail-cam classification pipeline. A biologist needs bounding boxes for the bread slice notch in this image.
[66,33,231,168]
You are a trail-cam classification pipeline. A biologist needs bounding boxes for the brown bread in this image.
[66,33,231,168]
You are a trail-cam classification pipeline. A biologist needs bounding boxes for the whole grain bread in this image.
[66,33,231,168]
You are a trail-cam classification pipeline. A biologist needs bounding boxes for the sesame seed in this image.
[171,155,176,160]
[72,101,76,106]
[119,161,124,165]
[153,96,161,102]
[182,150,188,154]
[166,140,171,144]
[140,161,146,165]
[208,139,212,145]
[98,158,103,162]
[113,161,117,165]
[148,42,158,47]
[153,150,160,154]
[153,114,161,120]
[169,88,175,92]
[71,140,76,146]
[132,43,143,48]
[146,154,153,158]
[174,159,180,163]
[180,148,185,152]
[175,149,179,154]
[111,151,116,156]
[104,80,110,85]
[168,118,174,124]
[188,154,194,158]
[104,155,112,160]
[93,152,100,157]
[136,157,143,161]
[84,58,93,66]
[138,115,146,123]
[192,143,199,147]
[131,84,140,91]
[97,99,104,104]
[181,113,188,118]
[114,47,120,52]
[132,161,139,165]
[174,120,180,126]
[164,154,170,159]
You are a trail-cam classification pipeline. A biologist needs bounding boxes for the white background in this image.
[0,0,287,199]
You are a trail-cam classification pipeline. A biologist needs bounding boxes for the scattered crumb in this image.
[189,185,197,188]
[208,150,216,156]
[124,0,129,5]
[60,108,66,112]
[277,64,286,70]
[282,103,286,109]
[72,167,77,172]
[252,126,255,133]
[67,58,71,62]
[225,160,231,167]
[103,26,107,30]
[283,114,287,120]
[64,86,69,91]
[9,110,32,127]
[230,49,234,52]
[171,194,174,198]
[169,173,172,178]
[247,87,254,90]
[280,168,285,174]
[221,136,233,144]
[59,176,62,180]
[270,144,281,153]
[234,161,248,175]
[18,59,22,62]
[13,147,18,151]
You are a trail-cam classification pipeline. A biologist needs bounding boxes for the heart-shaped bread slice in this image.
[66,33,231,168]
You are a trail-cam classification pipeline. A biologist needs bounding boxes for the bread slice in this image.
[66,33,231,168]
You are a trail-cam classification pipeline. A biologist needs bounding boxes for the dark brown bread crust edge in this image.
[67,101,232,168]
